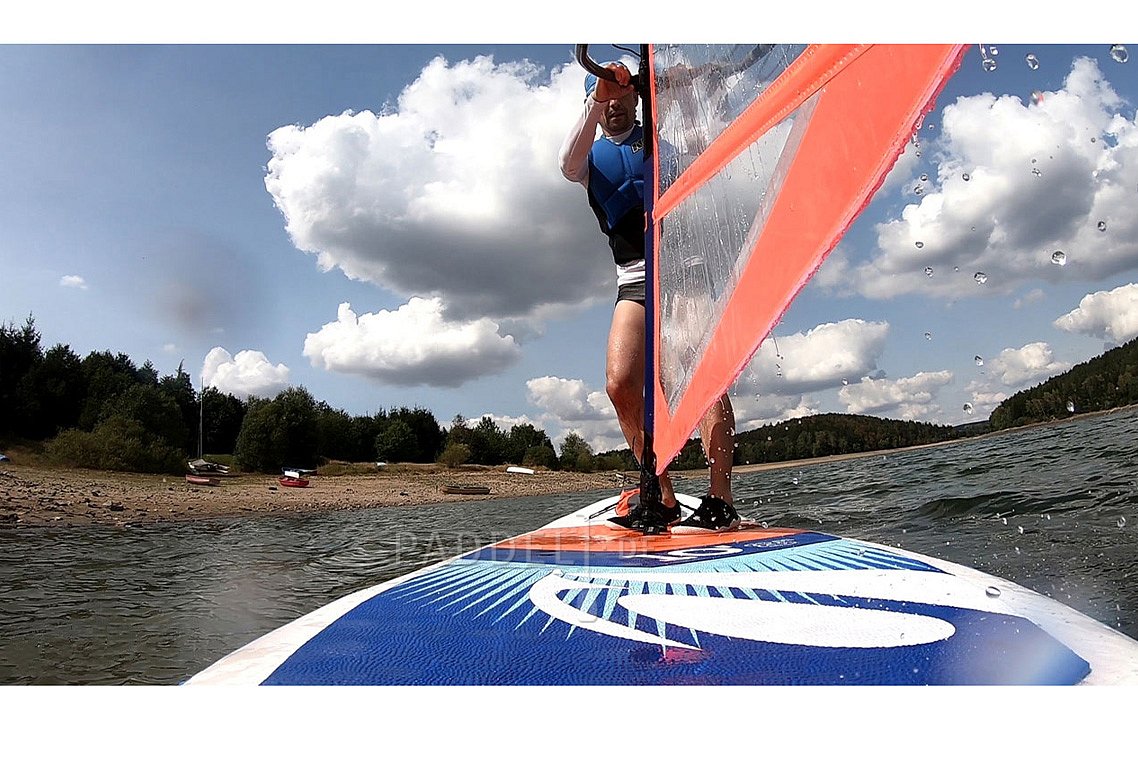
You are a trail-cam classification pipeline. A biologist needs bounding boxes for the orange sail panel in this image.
[648,44,967,472]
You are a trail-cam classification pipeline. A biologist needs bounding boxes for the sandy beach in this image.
[0,446,915,529]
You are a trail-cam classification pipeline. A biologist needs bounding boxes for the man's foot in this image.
[607,491,681,534]
[671,495,740,534]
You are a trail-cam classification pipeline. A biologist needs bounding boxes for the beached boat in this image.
[442,484,491,495]
[185,474,220,487]
[279,476,310,488]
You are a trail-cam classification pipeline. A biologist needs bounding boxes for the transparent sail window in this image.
[658,92,819,414]
[653,43,807,196]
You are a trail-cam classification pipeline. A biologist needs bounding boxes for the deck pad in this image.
[188,493,1138,685]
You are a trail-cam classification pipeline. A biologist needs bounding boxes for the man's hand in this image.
[593,62,634,102]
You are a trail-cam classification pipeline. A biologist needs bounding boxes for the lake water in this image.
[1,407,1135,685]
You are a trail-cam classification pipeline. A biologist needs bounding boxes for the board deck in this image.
[187,493,1138,685]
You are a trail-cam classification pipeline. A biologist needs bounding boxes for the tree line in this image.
[989,335,1138,429]
[7,313,1135,476]
[0,316,593,474]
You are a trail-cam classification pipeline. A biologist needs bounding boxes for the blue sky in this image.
[3,11,1137,453]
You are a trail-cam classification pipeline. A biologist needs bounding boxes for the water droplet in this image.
[919,173,929,182]
[1118,517,1127,528]
[982,57,998,73]
[1026,54,1040,70]
[841,378,849,385]
[962,172,971,181]
[963,402,974,415]
[924,331,932,340]
[974,272,988,284]
[1091,137,1097,143]
[990,46,999,57]
[915,241,924,249]
[1030,90,1044,105]
[1097,220,1107,232]
[924,266,933,277]
[986,586,1002,598]
[1031,167,1042,177]
[914,185,924,195]
[1001,516,1008,525]
[926,123,935,131]
[1051,250,1067,266]
[761,521,769,529]
[1066,400,1076,413]
[974,355,984,366]
[1017,525,1025,535]
[1110,45,1129,63]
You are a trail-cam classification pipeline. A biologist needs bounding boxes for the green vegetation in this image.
[989,336,1138,429]
[6,313,1136,476]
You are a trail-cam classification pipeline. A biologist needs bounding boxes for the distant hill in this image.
[989,336,1138,430]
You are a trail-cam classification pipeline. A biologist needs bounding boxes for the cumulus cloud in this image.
[1053,282,1138,345]
[59,275,87,289]
[830,57,1138,300]
[202,347,291,399]
[838,370,954,420]
[264,55,612,322]
[985,341,1072,386]
[525,375,624,452]
[303,299,520,388]
[740,319,890,394]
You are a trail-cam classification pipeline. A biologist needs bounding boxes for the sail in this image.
[646,44,967,472]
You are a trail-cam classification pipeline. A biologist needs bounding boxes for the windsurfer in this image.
[558,60,739,534]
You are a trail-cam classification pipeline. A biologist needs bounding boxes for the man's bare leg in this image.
[697,394,734,505]
[606,299,676,506]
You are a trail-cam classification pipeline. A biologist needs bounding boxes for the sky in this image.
[3,8,1138,457]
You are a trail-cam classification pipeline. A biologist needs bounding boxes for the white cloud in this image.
[986,341,1072,386]
[59,275,87,289]
[264,55,612,322]
[525,375,624,452]
[838,370,953,420]
[1053,282,1138,345]
[202,347,291,399]
[304,299,520,388]
[740,319,890,394]
[835,57,1138,300]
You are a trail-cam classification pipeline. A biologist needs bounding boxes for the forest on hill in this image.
[5,313,1136,476]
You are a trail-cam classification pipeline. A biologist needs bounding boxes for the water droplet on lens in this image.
[761,521,769,529]
[962,172,971,181]
[986,586,1002,598]
[1097,220,1107,232]
[1066,400,1076,413]
[914,186,924,195]
[982,58,997,73]
[1026,54,1040,70]
[915,241,924,249]
[1051,250,1066,266]
[990,46,999,56]
[1017,525,1025,535]
[1001,516,1008,525]
[920,174,928,182]
[1031,167,1042,177]
[924,266,933,277]
[974,355,984,366]
[924,331,932,339]
[963,402,974,414]
[841,378,849,385]
[1030,90,1044,105]
[1110,45,1129,63]
[1117,517,1127,528]
[974,272,988,284]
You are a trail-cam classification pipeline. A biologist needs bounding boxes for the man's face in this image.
[600,90,638,135]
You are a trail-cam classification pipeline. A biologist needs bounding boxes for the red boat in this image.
[186,474,220,487]
[279,476,310,488]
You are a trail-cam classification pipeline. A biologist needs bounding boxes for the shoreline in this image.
[4,404,1133,529]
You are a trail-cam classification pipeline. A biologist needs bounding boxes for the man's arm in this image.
[559,96,606,185]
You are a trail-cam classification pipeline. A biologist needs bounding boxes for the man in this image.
[559,60,739,534]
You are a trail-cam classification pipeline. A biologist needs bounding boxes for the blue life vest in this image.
[586,124,645,265]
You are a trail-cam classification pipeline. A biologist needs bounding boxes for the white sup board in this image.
[187,493,1138,685]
